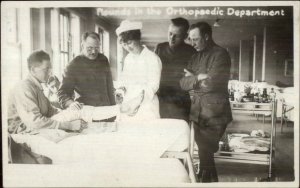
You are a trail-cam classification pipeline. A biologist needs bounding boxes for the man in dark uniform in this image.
[58,32,116,120]
[180,22,232,182]
[155,17,196,122]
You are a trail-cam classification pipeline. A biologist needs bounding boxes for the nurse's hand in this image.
[69,101,83,110]
[120,90,144,116]
[128,106,140,116]
[197,73,208,81]
[184,69,194,77]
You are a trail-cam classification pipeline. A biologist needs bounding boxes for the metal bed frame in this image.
[161,151,197,183]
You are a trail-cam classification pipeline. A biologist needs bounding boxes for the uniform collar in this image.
[200,40,215,53]
[80,54,100,63]
[169,42,186,51]
[131,45,148,57]
[140,45,148,56]
[27,74,43,91]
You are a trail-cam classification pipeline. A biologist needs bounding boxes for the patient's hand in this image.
[68,119,88,132]
[120,90,145,116]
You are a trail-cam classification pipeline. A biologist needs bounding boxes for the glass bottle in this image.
[262,88,268,103]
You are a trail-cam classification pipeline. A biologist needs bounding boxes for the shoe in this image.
[201,170,212,182]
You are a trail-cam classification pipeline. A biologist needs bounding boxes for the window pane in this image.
[60,14,64,51]
[64,15,68,52]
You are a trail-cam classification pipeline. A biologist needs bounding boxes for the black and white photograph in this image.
[1,1,299,187]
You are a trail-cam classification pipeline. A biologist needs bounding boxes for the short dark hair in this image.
[82,31,100,42]
[171,17,190,33]
[27,50,50,70]
[118,30,141,44]
[190,22,212,37]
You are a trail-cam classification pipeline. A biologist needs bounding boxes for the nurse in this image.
[116,20,162,120]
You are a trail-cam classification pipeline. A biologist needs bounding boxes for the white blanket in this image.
[11,119,189,164]
[8,119,190,186]
[5,158,190,187]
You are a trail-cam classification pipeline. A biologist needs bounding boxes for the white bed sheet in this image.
[4,158,190,187]
[11,119,190,164]
[8,119,191,186]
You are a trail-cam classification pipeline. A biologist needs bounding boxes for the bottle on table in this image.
[262,88,268,103]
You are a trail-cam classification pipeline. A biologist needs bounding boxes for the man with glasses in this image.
[180,22,232,182]
[155,17,196,122]
[58,32,116,116]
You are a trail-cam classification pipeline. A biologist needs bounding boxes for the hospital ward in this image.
[1,3,298,187]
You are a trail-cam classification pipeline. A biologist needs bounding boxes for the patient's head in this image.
[27,50,52,83]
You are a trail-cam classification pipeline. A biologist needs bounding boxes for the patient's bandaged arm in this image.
[52,105,120,122]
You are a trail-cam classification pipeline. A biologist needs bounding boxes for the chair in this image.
[281,103,294,133]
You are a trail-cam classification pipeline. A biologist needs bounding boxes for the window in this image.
[96,26,104,54]
[95,25,110,58]
[59,10,71,69]
[70,14,80,58]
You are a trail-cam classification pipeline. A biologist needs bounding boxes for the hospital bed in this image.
[6,119,196,187]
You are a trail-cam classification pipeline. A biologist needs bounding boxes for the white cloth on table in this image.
[117,45,162,121]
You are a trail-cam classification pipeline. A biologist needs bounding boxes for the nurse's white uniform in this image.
[118,45,162,121]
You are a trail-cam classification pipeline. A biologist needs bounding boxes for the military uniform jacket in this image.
[180,41,233,125]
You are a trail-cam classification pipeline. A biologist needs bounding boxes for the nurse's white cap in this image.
[116,20,142,35]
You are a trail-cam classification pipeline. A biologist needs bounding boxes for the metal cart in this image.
[190,100,277,181]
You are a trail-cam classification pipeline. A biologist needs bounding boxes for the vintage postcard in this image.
[1,1,299,187]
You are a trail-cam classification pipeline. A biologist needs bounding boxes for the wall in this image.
[227,47,239,80]
[31,9,41,51]
[265,23,293,86]
[229,21,293,86]
[94,14,119,80]
[239,40,252,82]
[254,34,263,82]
